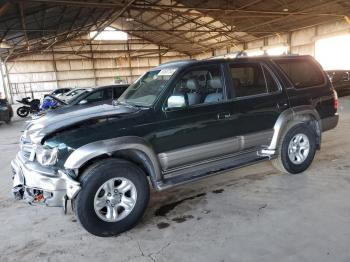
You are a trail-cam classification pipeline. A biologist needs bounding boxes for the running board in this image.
[155,151,270,191]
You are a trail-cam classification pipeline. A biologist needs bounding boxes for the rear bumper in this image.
[11,151,80,207]
[0,108,10,121]
[321,114,339,132]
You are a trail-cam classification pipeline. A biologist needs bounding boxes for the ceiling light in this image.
[90,27,128,41]
[126,18,135,22]
[0,41,11,49]
[283,8,289,12]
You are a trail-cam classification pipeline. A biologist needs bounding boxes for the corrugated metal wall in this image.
[5,37,189,101]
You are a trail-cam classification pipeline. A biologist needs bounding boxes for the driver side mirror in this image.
[166,94,186,110]
[79,99,88,105]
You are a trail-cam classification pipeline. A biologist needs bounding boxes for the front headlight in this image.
[36,146,58,166]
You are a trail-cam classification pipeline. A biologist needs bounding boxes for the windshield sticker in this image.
[158,68,177,76]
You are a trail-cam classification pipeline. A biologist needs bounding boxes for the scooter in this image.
[16,97,40,117]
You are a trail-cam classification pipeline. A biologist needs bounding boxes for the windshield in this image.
[64,89,86,97]
[61,89,88,104]
[118,68,177,107]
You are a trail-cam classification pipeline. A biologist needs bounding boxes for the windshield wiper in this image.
[116,100,149,109]
[115,100,137,108]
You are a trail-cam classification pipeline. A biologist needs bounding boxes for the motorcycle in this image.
[40,95,59,111]
[16,97,41,117]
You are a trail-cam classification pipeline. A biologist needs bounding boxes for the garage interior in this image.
[1,0,350,101]
[1,0,350,261]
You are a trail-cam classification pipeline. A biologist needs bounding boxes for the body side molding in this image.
[158,130,273,171]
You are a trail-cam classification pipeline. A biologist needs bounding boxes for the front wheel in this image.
[16,106,29,117]
[73,158,150,237]
[272,123,317,174]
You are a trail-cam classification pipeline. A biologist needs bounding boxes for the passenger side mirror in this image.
[166,94,186,110]
[79,99,88,105]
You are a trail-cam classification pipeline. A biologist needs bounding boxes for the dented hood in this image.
[25,103,138,144]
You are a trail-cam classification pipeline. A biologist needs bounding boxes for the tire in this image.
[272,123,317,174]
[5,115,11,124]
[73,158,150,237]
[16,107,29,117]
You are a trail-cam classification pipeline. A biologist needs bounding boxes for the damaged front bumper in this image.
[11,151,80,207]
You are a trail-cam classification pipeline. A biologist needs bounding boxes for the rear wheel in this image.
[272,123,317,174]
[16,107,29,117]
[73,158,150,237]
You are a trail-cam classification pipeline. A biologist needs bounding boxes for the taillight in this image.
[333,90,339,111]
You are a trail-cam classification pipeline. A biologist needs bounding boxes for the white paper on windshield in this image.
[158,68,177,76]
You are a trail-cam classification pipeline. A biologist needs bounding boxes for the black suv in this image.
[326,70,350,96]
[12,55,338,237]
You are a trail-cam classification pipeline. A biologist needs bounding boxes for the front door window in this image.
[166,65,225,109]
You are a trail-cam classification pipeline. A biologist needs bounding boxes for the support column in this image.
[287,32,292,54]
[90,44,97,86]
[127,41,132,83]
[263,37,268,55]
[51,48,59,88]
[0,60,9,100]
[158,45,162,65]
[243,42,248,51]
[3,61,13,103]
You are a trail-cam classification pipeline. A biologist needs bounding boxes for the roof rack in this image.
[209,51,248,60]
[159,59,197,66]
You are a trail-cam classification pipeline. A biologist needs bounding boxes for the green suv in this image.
[12,55,339,236]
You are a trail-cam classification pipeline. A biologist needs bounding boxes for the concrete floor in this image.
[1,99,350,262]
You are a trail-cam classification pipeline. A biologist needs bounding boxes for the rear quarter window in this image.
[274,59,325,89]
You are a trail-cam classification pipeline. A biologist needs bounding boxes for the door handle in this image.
[217,112,232,120]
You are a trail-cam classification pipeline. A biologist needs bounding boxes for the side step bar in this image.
[155,151,270,191]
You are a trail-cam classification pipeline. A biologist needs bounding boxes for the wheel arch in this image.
[64,136,162,188]
[266,106,322,153]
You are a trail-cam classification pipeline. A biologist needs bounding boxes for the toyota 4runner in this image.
[11,55,339,237]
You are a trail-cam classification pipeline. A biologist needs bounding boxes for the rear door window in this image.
[229,63,274,98]
[274,59,325,88]
[85,90,104,103]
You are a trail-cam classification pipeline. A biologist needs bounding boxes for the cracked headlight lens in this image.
[36,146,58,166]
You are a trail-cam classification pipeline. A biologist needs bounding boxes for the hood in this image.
[42,102,91,116]
[25,103,138,144]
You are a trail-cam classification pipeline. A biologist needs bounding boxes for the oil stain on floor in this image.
[212,189,224,194]
[154,193,207,217]
[172,215,194,223]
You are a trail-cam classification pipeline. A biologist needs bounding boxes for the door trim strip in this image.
[157,129,273,171]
